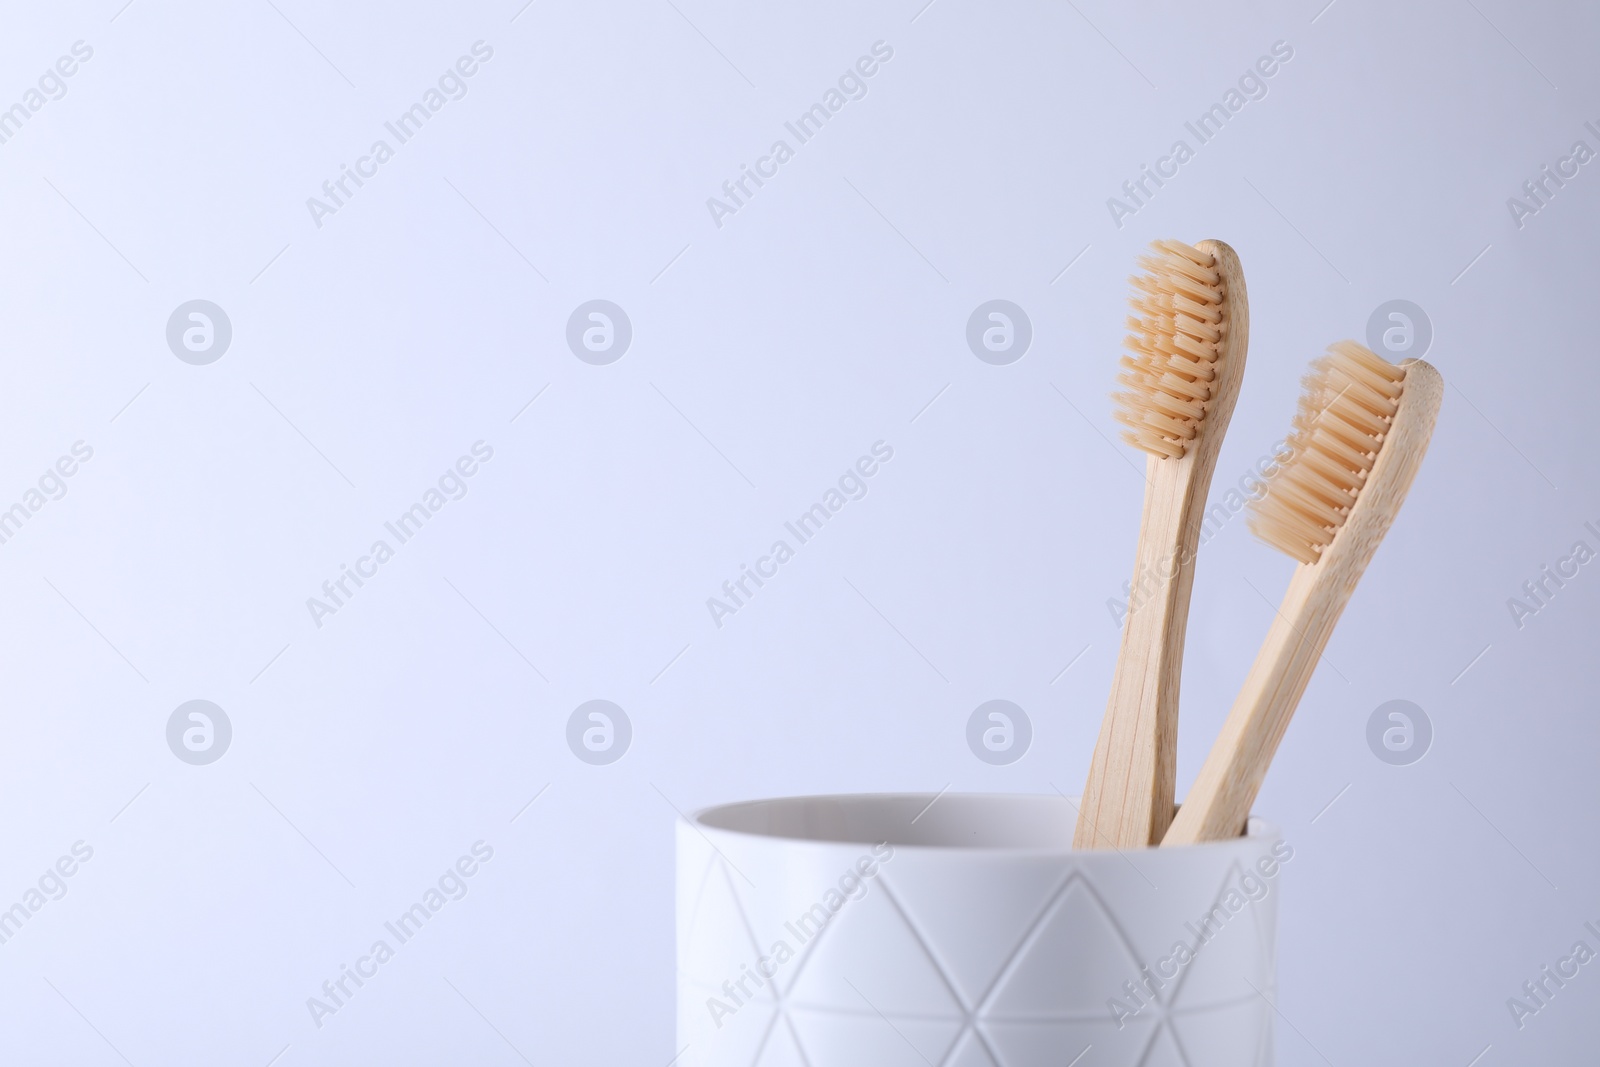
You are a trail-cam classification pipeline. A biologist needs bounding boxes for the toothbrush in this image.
[1074,239,1249,850]
[1164,342,1443,845]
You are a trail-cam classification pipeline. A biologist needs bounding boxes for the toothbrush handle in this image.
[1164,562,1351,844]
[1075,456,1205,849]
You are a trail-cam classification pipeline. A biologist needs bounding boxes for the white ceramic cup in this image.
[677,793,1288,1067]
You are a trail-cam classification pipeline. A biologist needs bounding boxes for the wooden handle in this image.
[1163,359,1443,845]
[1075,240,1249,849]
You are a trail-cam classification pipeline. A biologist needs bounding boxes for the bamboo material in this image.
[1074,240,1249,850]
[1164,351,1442,845]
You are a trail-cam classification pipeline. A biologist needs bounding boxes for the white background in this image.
[0,0,1596,1063]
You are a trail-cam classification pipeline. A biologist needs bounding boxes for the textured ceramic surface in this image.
[676,793,1286,1066]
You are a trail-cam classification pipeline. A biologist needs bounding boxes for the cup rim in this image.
[687,791,1280,854]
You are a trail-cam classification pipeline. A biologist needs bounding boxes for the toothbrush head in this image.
[1249,341,1413,565]
[1112,239,1234,459]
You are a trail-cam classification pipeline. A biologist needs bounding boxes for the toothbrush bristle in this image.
[1249,341,1407,565]
[1112,239,1229,459]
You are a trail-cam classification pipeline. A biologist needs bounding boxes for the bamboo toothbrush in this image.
[1164,342,1443,845]
[1074,239,1249,850]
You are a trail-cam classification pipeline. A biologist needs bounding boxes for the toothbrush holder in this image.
[676,792,1288,1066]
